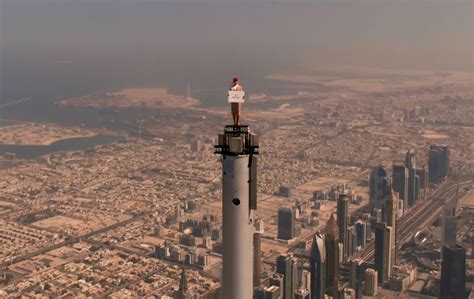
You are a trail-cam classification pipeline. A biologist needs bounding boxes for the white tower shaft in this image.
[222,155,254,299]
[215,125,259,299]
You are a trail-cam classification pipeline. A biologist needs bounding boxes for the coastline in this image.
[0,132,99,146]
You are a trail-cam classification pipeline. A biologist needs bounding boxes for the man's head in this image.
[233,77,239,84]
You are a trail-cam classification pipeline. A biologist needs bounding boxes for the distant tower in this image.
[392,162,408,212]
[254,219,264,289]
[278,207,296,240]
[186,82,192,100]
[347,226,357,257]
[374,222,393,284]
[214,125,259,299]
[324,214,340,298]
[337,193,350,259]
[442,197,458,250]
[310,232,326,299]
[440,244,466,299]
[276,254,297,299]
[428,145,450,185]
[405,149,416,169]
[369,166,389,213]
[416,166,429,200]
[348,258,364,298]
[355,220,367,248]
[175,267,191,299]
[363,268,378,296]
[405,150,418,207]
[382,183,398,267]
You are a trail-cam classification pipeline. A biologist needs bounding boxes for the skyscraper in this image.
[347,258,364,298]
[382,184,398,267]
[310,232,326,299]
[324,214,340,298]
[337,193,349,258]
[347,226,357,257]
[382,183,398,226]
[416,166,429,200]
[428,145,450,185]
[405,150,418,207]
[440,244,466,299]
[277,254,297,299]
[442,200,457,249]
[374,222,393,284]
[414,174,421,204]
[355,220,367,248]
[254,232,262,289]
[278,207,295,241]
[363,268,378,296]
[369,166,389,213]
[175,267,191,299]
[392,162,408,212]
[405,149,416,170]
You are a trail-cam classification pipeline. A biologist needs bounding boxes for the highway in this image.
[357,179,473,262]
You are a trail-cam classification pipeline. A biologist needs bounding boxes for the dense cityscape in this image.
[1,0,473,298]
[1,67,473,298]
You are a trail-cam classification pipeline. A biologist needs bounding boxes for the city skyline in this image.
[1,0,473,298]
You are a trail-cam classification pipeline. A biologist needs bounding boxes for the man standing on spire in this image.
[230,77,243,126]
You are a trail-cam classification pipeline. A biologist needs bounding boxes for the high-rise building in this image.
[442,204,457,249]
[374,222,393,284]
[347,226,357,257]
[355,220,367,248]
[337,193,350,258]
[324,214,340,298]
[278,207,296,241]
[363,268,378,296]
[347,259,364,299]
[405,149,416,170]
[440,244,466,299]
[254,232,262,289]
[392,162,408,212]
[405,150,418,207]
[416,166,428,200]
[254,220,264,289]
[310,233,326,299]
[369,166,389,213]
[429,145,449,185]
[175,267,191,299]
[277,254,297,299]
[382,184,398,266]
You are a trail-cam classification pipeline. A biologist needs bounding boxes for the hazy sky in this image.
[0,0,472,104]
[2,0,472,72]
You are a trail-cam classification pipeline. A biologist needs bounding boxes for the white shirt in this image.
[230,83,243,91]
